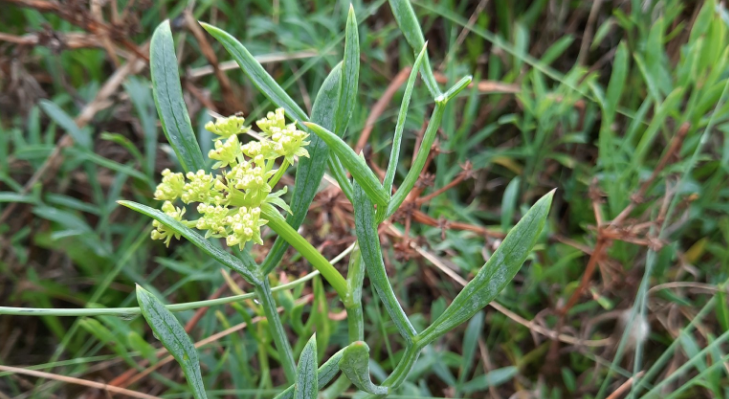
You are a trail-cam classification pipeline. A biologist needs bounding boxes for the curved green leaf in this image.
[388,0,440,97]
[304,122,389,206]
[334,5,360,136]
[136,285,207,399]
[353,183,416,342]
[118,200,261,285]
[256,278,296,382]
[200,22,308,122]
[416,191,554,347]
[294,334,318,399]
[339,341,388,395]
[150,21,206,173]
[384,44,427,194]
[262,64,345,274]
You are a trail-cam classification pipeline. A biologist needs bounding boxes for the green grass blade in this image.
[274,347,347,399]
[304,122,389,206]
[294,335,318,399]
[417,191,554,346]
[150,21,206,173]
[39,100,90,149]
[384,44,427,194]
[200,22,308,122]
[262,64,343,275]
[388,0,441,97]
[334,5,360,136]
[456,311,485,392]
[440,75,473,103]
[136,285,207,399]
[256,278,296,383]
[339,342,388,395]
[117,200,261,285]
[353,182,417,342]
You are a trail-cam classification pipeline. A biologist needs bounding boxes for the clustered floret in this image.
[151,109,308,249]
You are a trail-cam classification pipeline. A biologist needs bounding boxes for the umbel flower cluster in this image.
[151,109,309,249]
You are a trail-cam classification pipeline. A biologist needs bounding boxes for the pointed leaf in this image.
[150,21,206,173]
[334,5,360,136]
[274,347,347,399]
[136,286,207,399]
[294,334,318,399]
[39,100,91,149]
[200,22,308,122]
[304,122,389,206]
[118,200,261,285]
[417,191,554,346]
[339,341,388,395]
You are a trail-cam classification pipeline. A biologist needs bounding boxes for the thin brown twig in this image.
[0,365,162,399]
[605,371,644,399]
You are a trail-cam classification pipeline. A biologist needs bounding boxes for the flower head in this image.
[209,135,242,169]
[196,203,231,238]
[256,108,286,136]
[205,115,249,138]
[271,124,310,163]
[226,206,267,249]
[154,169,185,201]
[181,170,223,204]
[151,201,185,246]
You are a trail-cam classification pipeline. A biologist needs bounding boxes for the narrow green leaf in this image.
[339,342,388,395]
[334,5,360,136]
[127,331,158,364]
[458,311,485,387]
[117,200,261,285]
[262,64,344,275]
[304,122,389,206]
[386,102,446,218]
[388,0,441,97]
[200,22,308,122]
[345,244,366,341]
[136,286,207,399]
[632,87,685,167]
[439,75,473,103]
[501,177,520,231]
[256,278,296,382]
[39,100,91,149]
[150,21,206,173]
[460,366,518,394]
[417,191,554,346]
[294,335,318,399]
[384,44,427,194]
[353,183,417,341]
[274,347,347,399]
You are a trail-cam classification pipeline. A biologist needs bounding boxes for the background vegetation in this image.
[1,0,729,398]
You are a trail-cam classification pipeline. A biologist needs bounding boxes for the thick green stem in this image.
[268,159,290,188]
[255,278,296,383]
[261,203,349,300]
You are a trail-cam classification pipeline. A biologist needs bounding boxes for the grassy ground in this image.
[1,0,729,398]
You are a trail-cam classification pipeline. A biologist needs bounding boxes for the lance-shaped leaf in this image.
[304,122,389,206]
[334,4,360,135]
[353,183,417,341]
[262,64,346,274]
[415,191,554,347]
[274,347,347,399]
[118,200,261,285]
[136,286,207,399]
[200,22,308,122]
[384,44,427,193]
[388,0,440,97]
[150,21,206,173]
[294,335,318,399]
[256,278,296,382]
[339,341,388,395]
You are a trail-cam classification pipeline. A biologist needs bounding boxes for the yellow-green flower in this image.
[205,115,249,138]
[151,201,185,246]
[209,135,242,169]
[181,170,223,204]
[271,124,310,163]
[256,108,286,136]
[241,140,276,165]
[154,169,185,201]
[226,206,267,248]
[196,203,231,237]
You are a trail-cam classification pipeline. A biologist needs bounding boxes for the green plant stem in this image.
[260,203,349,300]
[344,243,365,341]
[328,156,354,202]
[381,344,421,390]
[268,159,290,187]
[255,278,296,383]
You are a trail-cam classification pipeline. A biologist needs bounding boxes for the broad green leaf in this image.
[118,200,261,285]
[200,22,308,122]
[353,183,417,341]
[384,44,427,194]
[150,21,206,173]
[388,0,441,97]
[417,191,554,346]
[136,286,207,399]
[304,122,389,206]
[39,100,91,149]
[334,5,360,136]
[339,342,388,395]
[262,64,345,275]
[294,335,318,399]
[274,347,347,399]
